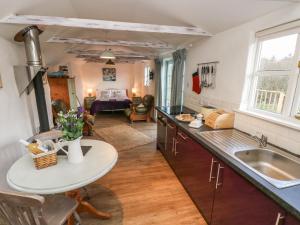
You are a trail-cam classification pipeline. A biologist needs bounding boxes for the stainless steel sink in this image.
[234,148,300,188]
[198,130,300,189]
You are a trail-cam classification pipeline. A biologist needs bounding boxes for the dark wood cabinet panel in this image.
[211,161,284,225]
[286,214,300,225]
[165,120,177,167]
[156,113,166,152]
[174,130,216,224]
[155,117,300,225]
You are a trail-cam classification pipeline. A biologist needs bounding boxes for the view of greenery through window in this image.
[161,59,173,107]
[252,34,298,114]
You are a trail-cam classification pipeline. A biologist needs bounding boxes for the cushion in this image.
[98,89,128,101]
[100,90,111,99]
[143,95,154,107]
[135,107,148,114]
[124,108,132,117]
[115,90,127,99]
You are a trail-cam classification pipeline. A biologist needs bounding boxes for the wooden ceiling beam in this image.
[47,37,174,49]
[84,58,139,64]
[77,54,150,60]
[67,49,157,58]
[1,14,212,36]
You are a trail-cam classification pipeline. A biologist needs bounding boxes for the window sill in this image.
[235,109,300,131]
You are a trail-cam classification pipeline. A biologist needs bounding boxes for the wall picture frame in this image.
[102,68,116,81]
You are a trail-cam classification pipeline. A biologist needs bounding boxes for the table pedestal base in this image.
[66,189,111,225]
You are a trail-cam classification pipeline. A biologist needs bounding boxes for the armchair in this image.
[125,95,154,122]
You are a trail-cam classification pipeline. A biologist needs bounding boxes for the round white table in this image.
[7,139,118,223]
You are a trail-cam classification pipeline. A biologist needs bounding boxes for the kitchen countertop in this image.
[156,105,300,220]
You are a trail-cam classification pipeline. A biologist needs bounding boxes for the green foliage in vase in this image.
[57,109,84,141]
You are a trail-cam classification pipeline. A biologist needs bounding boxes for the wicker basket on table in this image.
[28,130,62,169]
[31,150,58,169]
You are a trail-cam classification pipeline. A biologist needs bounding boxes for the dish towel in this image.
[192,69,201,94]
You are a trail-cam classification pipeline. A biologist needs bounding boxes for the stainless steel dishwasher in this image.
[157,112,167,151]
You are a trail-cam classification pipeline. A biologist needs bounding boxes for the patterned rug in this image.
[94,124,155,151]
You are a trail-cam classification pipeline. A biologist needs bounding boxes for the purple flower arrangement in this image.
[57,109,84,141]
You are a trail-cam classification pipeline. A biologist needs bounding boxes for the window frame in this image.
[144,65,151,87]
[161,58,173,107]
[246,28,300,122]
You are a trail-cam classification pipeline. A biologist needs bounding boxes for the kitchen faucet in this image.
[252,134,268,148]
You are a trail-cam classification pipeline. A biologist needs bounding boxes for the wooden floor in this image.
[81,112,207,225]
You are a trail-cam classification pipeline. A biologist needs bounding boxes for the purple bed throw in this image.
[90,99,132,115]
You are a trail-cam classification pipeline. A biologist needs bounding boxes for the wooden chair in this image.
[0,190,79,225]
[28,130,63,143]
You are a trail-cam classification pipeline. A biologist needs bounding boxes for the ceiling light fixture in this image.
[106,59,115,65]
[100,48,116,59]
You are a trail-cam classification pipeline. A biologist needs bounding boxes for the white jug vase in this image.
[57,136,84,164]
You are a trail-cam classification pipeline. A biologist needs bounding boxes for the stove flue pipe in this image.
[14,26,50,132]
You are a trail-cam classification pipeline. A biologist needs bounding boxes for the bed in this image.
[90,89,132,115]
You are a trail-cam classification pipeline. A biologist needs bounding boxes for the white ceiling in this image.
[0,0,295,65]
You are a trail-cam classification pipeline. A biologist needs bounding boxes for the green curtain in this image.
[170,49,187,106]
[154,57,163,107]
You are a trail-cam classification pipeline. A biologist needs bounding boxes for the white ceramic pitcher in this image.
[57,136,84,164]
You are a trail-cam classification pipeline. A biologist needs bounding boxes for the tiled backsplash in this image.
[184,92,300,155]
[234,112,300,155]
[184,91,239,112]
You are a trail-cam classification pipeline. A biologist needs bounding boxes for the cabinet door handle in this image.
[215,164,224,189]
[167,123,175,129]
[178,132,188,140]
[158,120,164,126]
[174,139,179,156]
[209,158,218,182]
[275,213,285,225]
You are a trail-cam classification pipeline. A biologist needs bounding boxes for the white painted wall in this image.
[80,62,135,99]
[0,37,34,143]
[183,4,300,154]
[0,36,38,186]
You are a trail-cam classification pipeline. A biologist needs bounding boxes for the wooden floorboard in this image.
[81,112,207,225]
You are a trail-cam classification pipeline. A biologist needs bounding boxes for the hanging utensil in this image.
[203,66,206,87]
[211,64,216,88]
[207,66,210,88]
[201,66,204,87]
[209,65,213,87]
[205,65,209,87]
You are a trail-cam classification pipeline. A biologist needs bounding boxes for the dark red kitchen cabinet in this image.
[165,120,177,167]
[285,214,300,225]
[174,129,217,224]
[157,112,166,153]
[211,161,285,225]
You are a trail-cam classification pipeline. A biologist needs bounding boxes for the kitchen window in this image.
[246,28,300,122]
[144,65,151,87]
[161,58,174,107]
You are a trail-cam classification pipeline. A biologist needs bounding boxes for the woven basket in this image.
[31,150,58,169]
